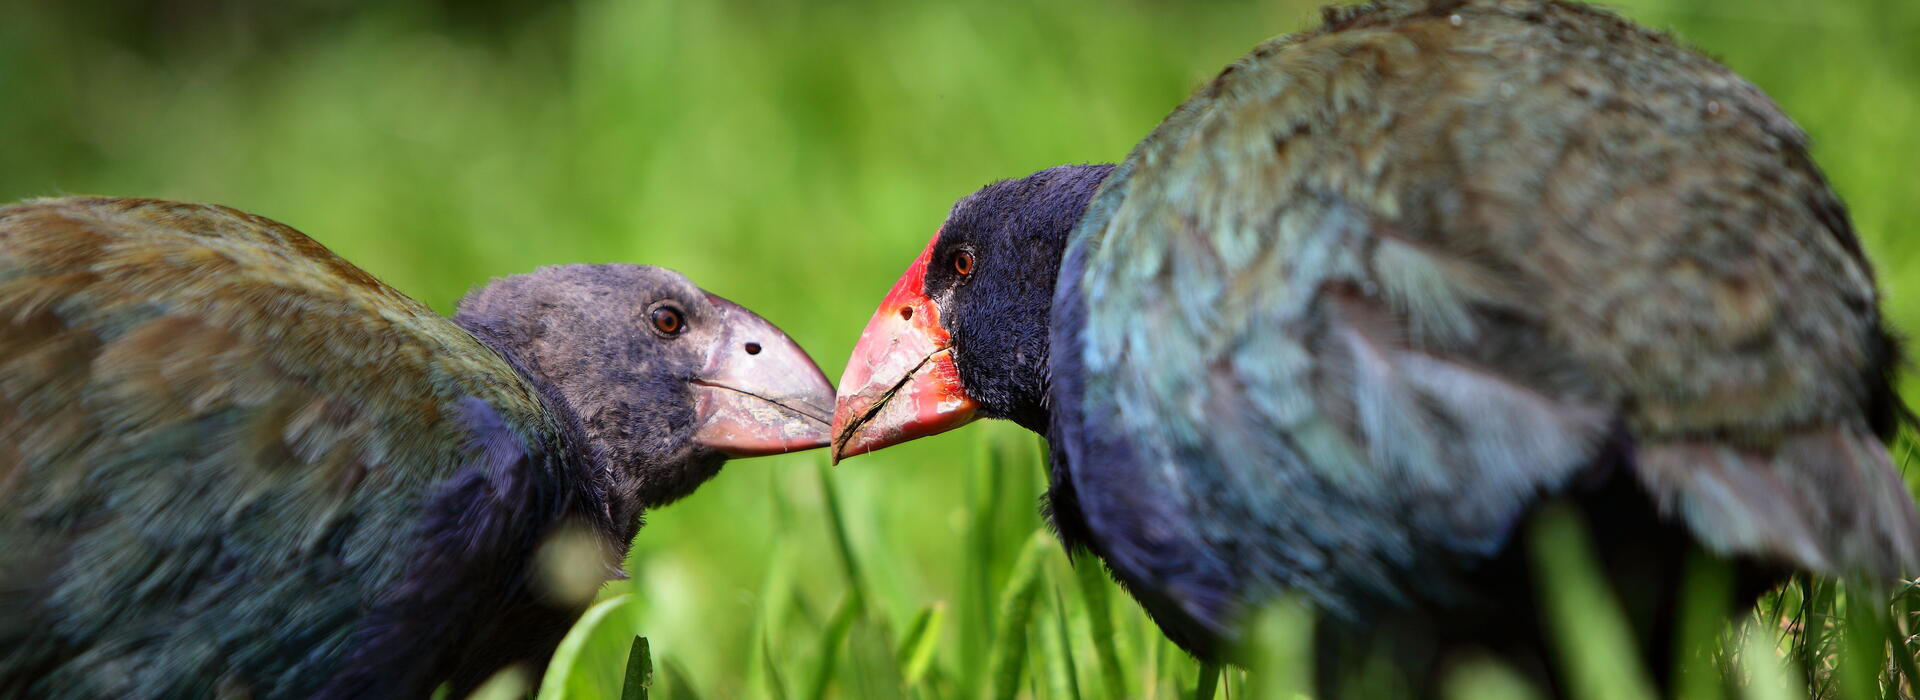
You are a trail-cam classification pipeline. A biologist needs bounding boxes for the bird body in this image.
[0,197,834,697]
[832,0,1920,691]
[1056,0,1916,636]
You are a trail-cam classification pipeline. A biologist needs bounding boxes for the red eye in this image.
[650,306,684,335]
[953,251,975,275]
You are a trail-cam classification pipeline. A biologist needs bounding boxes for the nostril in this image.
[899,307,913,321]
[744,342,762,355]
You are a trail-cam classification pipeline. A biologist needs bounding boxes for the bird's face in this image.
[642,274,839,460]
[831,164,1114,461]
[459,264,835,482]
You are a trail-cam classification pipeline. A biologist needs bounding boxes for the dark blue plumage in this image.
[320,399,589,697]
[932,164,1115,434]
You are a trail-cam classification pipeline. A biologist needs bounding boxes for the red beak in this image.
[830,233,980,462]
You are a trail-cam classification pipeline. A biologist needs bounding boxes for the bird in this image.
[829,0,1920,693]
[0,196,836,698]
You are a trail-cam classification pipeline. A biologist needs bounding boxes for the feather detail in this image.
[0,197,570,697]
[1047,0,1917,667]
[1639,428,1920,580]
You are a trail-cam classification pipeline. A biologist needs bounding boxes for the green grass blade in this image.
[810,594,864,700]
[1143,618,1163,699]
[661,657,702,700]
[1796,576,1836,695]
[762,631,793,700]
[1889,583,1920,700]
[790,587,825,635]
[1073,559,1127,697]
[1674,550,1734,700]
[849,616,908,700]
[539,593,637,700]
[1039,596,1073,700]
[965,435,1011,690]
[1887,613,1920,700]
[1740,620,1807,700]
[1528,504,1657,700]
[1241,599,1315,700]
[622,636,654,700]
[751,549,796,698]
[1050,584,1085,700]
[1157,642,1174,699]
[897,602,947,688]
[817,460,868,600]
[1839,586,1887,700]
[987,531,1052,700]
[1191,662,1220,700]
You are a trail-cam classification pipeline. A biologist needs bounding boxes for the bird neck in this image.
[1010,407,1052,436]
[452,314,651,543]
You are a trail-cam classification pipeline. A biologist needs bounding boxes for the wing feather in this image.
[0,197,565,696]
[1051,0,1917,646]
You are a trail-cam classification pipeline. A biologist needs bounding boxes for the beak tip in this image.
[691,385,836,458]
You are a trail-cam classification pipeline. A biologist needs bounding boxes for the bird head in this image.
[831,163,1114,462]
[456,264,835,507]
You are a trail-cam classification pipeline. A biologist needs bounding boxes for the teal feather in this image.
[1051,0,1919,664]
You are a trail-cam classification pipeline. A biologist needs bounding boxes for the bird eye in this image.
[953,251,975,276]
[650,306,685,336]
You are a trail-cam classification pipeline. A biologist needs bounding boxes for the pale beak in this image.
[692,293,835,457]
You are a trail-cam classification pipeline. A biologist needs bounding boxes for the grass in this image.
[3,0,1919,697]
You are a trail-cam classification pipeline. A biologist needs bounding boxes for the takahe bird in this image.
[831,0,1920,691]
[0,197,835,698]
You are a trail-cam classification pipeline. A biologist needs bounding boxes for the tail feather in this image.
[1637,427,1920,581]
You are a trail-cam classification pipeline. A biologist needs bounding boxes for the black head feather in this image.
[453,264,732,527]
[921,164,1115,433]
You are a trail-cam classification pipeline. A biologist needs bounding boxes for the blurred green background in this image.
[4,0,1917,696]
